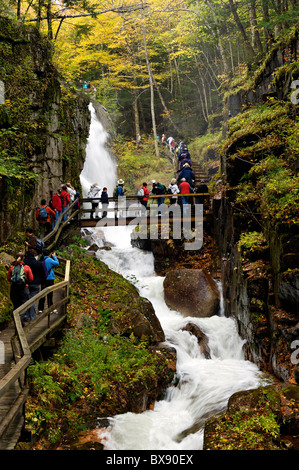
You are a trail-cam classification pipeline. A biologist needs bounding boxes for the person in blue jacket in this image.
[178,163,195,187]
[38,249,60,314]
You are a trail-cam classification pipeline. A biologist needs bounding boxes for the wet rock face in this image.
[182,322,211,358]
[163,268,220,318]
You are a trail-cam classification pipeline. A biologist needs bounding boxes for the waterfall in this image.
[80,103,117,198]
[80,105,267,450]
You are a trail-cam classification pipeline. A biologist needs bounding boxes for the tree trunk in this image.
[142,26,159,158]
[205,0,230,74]
[37,0,45,30]
[132,86,141,144]
[228,0,255,56]
[152,74,180,134]
[46,0,53,40]
[248,0,263,52]
[17,0,21,19]
[261,0,273,49]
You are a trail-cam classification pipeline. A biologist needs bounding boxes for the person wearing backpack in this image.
[38,250,60,314]
[152,180,166,214]
[60,185,71,222]
[24,251,45,321]
[178,163,195,188]
[7,252,33,317]
[113,179,126,217]
[36,199,56,238]
[25,228,45,257]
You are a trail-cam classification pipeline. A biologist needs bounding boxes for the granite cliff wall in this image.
[216,29,299,382]
[0,17,90,243]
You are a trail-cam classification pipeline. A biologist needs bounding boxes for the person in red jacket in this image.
[7,252,34,319]
[36,199,56,238]
[60,185,71,222]
[140,182,149,214]
[51,189,62,229]
[179,178,191,214]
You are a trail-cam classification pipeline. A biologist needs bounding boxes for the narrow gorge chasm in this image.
[0,15,298,452]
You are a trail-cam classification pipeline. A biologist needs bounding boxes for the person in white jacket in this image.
[65,183,76,202]
[88,183,101,219]
[168,178,179,205]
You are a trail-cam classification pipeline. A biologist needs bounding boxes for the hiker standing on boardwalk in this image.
[36,199,56,238]
[38,250,59,314]
[24,228,45,256]
[51,189,62,229]
[7,252,33,314]
[23,251,45,322]
[113,179,126,217]
[100,187,109,218]
[60,185,71,222]
[88,183,101,219]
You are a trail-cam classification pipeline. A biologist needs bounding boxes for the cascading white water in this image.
[80,103,117,198]
[81,106,267,450]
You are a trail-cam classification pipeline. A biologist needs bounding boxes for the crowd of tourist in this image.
[7,233,60,325]
[87,140,209,217]
[6,181,80,325]
[6,139,209,323]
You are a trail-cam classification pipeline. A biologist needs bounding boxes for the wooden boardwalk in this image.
[0,162,209,449]
[0,261,70,450]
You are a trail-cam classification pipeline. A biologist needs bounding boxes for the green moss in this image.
[25,247,173,446]
[204,386,282,450]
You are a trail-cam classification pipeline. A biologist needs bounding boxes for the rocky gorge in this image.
[0,15,297,451]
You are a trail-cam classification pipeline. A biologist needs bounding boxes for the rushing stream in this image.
[80,104,266,450]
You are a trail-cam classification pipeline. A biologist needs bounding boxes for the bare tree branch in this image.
[24,3,150,22]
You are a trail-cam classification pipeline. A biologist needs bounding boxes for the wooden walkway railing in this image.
[0,258,71,450]
[79,193,211,227]
[43,198,80,249]
[0,181,210,448]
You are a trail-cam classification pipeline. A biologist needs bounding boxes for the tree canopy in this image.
[2,0,298,139]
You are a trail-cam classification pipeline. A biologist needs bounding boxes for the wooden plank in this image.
[0,387,29,440]
[28,313,67,354]
[0,355,31,399]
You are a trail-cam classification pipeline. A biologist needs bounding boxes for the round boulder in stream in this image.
[163,268,220,318]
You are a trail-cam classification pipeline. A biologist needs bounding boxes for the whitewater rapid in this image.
[80,104,266,450]
[93,226,264,450]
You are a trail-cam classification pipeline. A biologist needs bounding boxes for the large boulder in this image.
[163,269,220,318]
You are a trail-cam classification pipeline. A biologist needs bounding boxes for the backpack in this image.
[41,259,49,281]
[157,182,166,194]
[35,237,45,253]
[117,186,123,196]
[38,206,48,221]
[137,188,144,197]
[11,264,26,286]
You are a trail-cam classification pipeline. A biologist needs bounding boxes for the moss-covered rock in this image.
[203,384,299,450]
